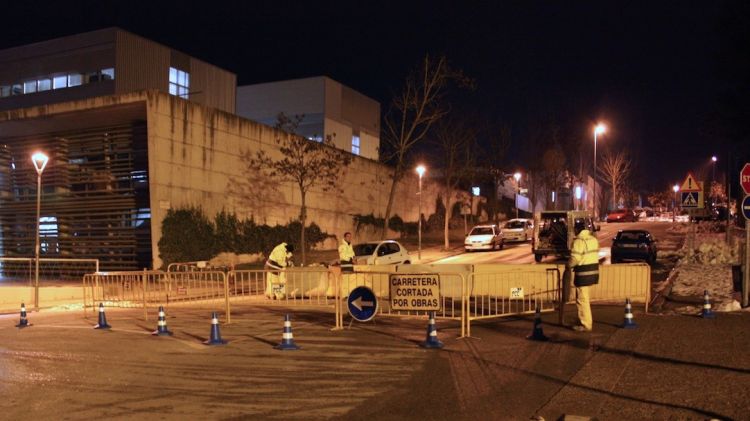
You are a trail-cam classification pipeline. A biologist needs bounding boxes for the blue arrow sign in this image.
[742,195,750,221]
[347,286,378,322]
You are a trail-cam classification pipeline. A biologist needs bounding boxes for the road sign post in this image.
[347,286,378,322]
[742,194,750,308]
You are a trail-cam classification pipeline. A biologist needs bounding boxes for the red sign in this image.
[742,163,750,195]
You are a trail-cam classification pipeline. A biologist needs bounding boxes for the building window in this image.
[0,86,9,97]
[101,68,115,80]
[53,75,67,89]
[11,84,22,95]
[351,135,360,155]
[23,80,37,94]
[38,78,51,91]
[68,73,82,87]
[169,67,190,99]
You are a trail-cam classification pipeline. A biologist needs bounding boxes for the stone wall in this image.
[146,92,442,268]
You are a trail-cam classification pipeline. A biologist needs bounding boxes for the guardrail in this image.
[1,257,99,284]
[465,269,561,337]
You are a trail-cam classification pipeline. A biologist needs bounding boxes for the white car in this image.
[464,225,504,252]
[503,218,534,242]
[352,240,411,265]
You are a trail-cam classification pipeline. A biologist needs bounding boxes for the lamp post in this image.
[672,184,679,223]
[416,165,426,261]
[593,123,606,220]
[513,172,521,219]
[31,151,49,311]
[711,156,717,206]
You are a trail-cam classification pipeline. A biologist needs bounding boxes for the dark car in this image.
[606,208,636,223]
[611,230,657,264]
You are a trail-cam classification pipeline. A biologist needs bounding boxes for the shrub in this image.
[158,207,218,265]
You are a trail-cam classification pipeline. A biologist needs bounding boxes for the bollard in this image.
[204,312,227,345]
[274,314,300,350]
[701,290,715,319]
[527,306,549,341]
[94,303,111,329]
[15,303,30,328]
[621,298,638,329]
[420,311,445,349]
[152,306,173,336]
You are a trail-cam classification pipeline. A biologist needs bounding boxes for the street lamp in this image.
[672,184,679,223]
[415,165,426,261]
[31,151,49,311]
[513,172,521,218]
[710,156,717,205]
[593,123,606,219]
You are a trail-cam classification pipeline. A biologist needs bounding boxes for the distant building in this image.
[236,76,380,160]
[0,28,236,113]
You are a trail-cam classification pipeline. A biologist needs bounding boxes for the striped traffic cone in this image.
[94,303,111,329]
[15,303,30,328]
[526,306,549,341]
[701,290,715,319]
[274,314,300,350]
[621,298,638,329]
[152,306,173,336]
[419,311,444,349]
[204,312,227,345]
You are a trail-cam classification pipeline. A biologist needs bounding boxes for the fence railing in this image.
[81,263,654,339]
[1,257,99,284]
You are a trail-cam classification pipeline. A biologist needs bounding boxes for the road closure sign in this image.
[389,274,441,311]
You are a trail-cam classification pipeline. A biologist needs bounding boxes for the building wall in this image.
[146,91,438,268]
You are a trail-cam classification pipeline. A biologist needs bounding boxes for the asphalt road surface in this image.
[434,221,679,265]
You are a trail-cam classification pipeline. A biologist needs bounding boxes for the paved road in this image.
[434,221,680,265]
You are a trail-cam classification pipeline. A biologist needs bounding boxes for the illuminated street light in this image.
[711,155,717,185]
[513,172,521,218]
[593,123,606,219]
[415,165,426,261]
[672,184,679,223]
[31,151,49,311]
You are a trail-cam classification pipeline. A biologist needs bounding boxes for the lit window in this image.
[38,78,51,91]
[101,68,115,80]
[168,67,190,99]
[351,135,360,155]
[11,84,22,95]
[24,80,37,94]
[53,75,67,89]
[0,86,9,97]
[68,73,82,87]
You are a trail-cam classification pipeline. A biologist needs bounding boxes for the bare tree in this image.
[244,113,352,264]
[598,150,632,210]
[485,123,512,223]
[540,142,568,210]
[381,55,472,238]
[433,116,478,249]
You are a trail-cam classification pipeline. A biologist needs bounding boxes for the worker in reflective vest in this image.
[568,223,600,332]
[338,232,355,273]
[265,243,294,299]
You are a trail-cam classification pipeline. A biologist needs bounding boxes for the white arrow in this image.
[352,296,374,311]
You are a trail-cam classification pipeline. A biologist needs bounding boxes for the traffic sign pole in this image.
[742,194,750,308]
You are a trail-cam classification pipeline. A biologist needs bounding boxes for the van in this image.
[532,210,598,263]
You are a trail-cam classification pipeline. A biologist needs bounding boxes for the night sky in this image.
[1,1,748,192]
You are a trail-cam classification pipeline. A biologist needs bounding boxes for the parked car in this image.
[611,230,657,264]
[606,208,637,223]
[503,218,533,242]
[464,224,504,252]
[352,240,411,265]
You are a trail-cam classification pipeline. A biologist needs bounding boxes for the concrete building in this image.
[236,77,380,161]
[0,27,236,113]
[0,30,434,271]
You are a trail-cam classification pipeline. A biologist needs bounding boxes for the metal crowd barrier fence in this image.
[588,263,651,311]
[166,261,230,273]
[82,270,230,322]
[2,257,99,284]
[465,269,561,337]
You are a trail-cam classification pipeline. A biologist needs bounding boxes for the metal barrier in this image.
[82,270,229,322]
[465,269,561,337]
[339,271,467,336]
[1,257,99,284]
[167,261,230,272]
[588,263,651,311]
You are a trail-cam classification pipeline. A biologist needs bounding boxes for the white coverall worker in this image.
[568,228,600,331]
[265,242,293,299]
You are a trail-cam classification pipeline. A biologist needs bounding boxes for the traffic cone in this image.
[419,311,444,349]
[274,314,300,350]
[526,306,549,341]
[15,303,30,328]
[152,306,173,336]
[204,312,227,345]
[701,290,715,319]
[94,303,111,329]
[621,298,638,329]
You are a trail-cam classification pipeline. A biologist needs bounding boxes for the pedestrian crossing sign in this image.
[681,191,702,208]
